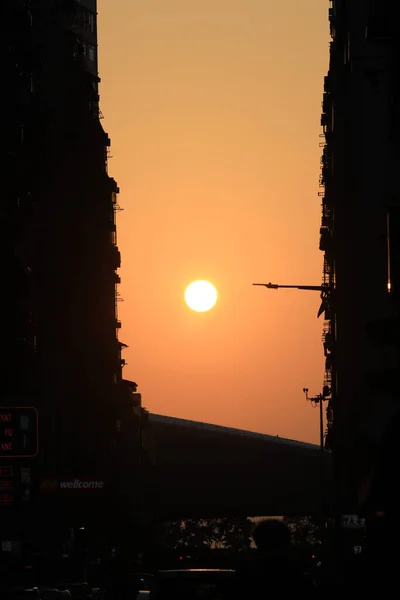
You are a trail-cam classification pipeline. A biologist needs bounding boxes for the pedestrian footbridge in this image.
[148,414,333,518]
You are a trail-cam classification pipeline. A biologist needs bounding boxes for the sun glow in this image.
[184,280,218,312]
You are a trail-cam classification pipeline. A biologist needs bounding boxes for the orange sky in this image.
[97,0,330,444]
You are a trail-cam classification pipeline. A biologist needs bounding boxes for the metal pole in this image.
[303,390,326,533]
[330,310,343,576]
[318,396,326,546]
[320,396,324,453]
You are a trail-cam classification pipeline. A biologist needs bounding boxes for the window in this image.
[80,42,96,62]
[88,13,95,33]
[82,10,95,33]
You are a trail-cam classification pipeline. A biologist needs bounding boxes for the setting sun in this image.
[184,280,218,313]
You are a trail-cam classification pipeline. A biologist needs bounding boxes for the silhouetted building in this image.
[2,0,152,549]
[320,0,400,510]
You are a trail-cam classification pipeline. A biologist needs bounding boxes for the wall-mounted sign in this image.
[342,514,365,529]
[60,479,105,490]
[0,407,38,458]
[0,465,14,506]
[40,478,105,492]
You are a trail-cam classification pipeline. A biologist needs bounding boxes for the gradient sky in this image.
[97,0,330,444]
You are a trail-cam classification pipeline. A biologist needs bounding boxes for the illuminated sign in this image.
[40,478,58,492]
[0,466,14,506]
[40,478,105,492]
[342,514,365,529]
[0,407,38,458]
[60,479,104,489]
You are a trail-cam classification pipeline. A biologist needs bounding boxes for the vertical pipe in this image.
[320,396,324,453]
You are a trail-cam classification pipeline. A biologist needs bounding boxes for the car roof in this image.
[156,569,235,577]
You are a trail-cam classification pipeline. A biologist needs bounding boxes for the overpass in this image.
[148,414,334,518]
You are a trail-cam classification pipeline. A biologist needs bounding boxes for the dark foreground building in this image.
[320,0,400,512]
[1,0,154,563]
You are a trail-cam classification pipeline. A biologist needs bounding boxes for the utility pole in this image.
[303,388,329,453]
[302,387,330,551]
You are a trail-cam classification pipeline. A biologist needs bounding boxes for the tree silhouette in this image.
[161,517,253,550]
[283,516,335,546]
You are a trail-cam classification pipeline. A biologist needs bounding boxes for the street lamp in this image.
[253,280,339,543]
[302,387,330,453]
[253,280,335,439]
[253,282,327,292]
[303,387,329,534]
[252,282,333,317]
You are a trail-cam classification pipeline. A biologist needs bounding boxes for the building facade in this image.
[2,0,151,552]
[320,0,400,510]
